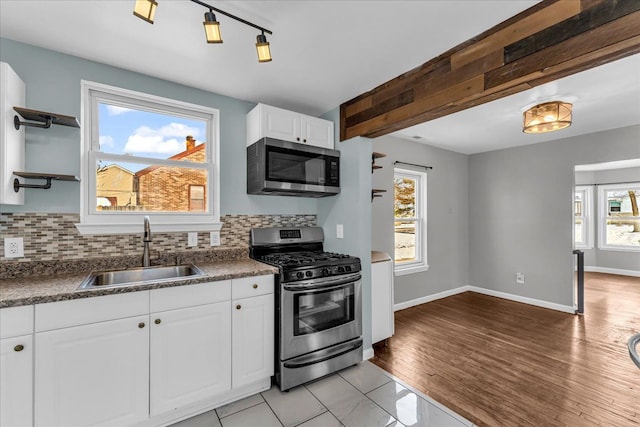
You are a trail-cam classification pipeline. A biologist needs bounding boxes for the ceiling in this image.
[1,1,638,154]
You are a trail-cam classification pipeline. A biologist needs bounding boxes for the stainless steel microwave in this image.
[247,138,340,197]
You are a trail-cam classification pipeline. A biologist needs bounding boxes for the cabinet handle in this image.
[236,304,241,310]
[155,319,161,325]
[253,284,258,289]
[14,344,24,352]
[303,139,307,143]
[138,322,145,329]
[296,137,300,141]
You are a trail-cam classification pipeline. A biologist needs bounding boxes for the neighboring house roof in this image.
[98,163,135,175]
[135,143,205,177]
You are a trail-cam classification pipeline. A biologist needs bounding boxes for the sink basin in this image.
[78,264,205,290]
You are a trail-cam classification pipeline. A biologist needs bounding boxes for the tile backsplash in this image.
[0,213,316,262]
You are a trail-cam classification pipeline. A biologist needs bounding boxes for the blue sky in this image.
[98,102,206,172]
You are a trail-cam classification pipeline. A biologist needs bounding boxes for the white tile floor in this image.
[170,361,474,427]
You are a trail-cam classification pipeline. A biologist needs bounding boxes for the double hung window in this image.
[574,186,593,249]
[598,183,640,251]
[78,81,220,234]
[393,167,428,275]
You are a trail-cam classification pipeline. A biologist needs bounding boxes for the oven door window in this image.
[293,284,355,335]
[266,146,328,186]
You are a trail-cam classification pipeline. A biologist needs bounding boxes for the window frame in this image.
[393,167,429,276]
[574,185,593,249]
[597,182,640,252]
[77,80,221,235]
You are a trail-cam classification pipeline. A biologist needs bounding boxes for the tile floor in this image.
[170,361,474,427]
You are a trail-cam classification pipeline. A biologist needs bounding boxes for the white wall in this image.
[371,136,469,305]
[469,125,640,307]
[576,167,640,273]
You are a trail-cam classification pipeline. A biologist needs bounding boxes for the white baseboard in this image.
[393,286,468,312]
[363,347,374,360]
[393,285,575,314]
[467,286,575,314]
[584,266,640,277]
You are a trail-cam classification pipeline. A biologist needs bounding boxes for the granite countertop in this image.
[0,258,279,308]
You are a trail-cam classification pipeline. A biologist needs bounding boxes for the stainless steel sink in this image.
[78,264,205,290]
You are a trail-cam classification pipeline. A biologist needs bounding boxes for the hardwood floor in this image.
[371,273,640,426]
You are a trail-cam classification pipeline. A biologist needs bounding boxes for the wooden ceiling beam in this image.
[340,0,640,141]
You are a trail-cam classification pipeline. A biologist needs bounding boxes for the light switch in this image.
[187,232,198,247]
[337,224,344,239]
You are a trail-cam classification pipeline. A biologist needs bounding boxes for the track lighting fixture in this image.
[133,0,158,24]
[203,10,222,43]
[133,0,273,63]
[256,31,272,63]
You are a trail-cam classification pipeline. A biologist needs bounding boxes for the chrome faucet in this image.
[142,215,151,267]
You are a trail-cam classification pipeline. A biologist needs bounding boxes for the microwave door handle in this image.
[282,273,361,291]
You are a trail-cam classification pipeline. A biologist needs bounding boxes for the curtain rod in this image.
[393,161,433,170]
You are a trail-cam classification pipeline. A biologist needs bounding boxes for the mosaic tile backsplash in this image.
[0,213,316,262]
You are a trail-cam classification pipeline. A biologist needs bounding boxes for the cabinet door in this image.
[262,105,301,143]
[34,316,149,427]
[150,302,231,416]
[1,335,32,427]
[301,116,334,149]
[232,294,274,388]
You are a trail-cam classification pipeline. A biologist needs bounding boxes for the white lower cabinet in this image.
[35,315,149,427]
[232,293,274,388]
[150,301,231,416]
[1,335,33,427]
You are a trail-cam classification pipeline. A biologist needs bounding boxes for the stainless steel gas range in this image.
[250,226,363,391]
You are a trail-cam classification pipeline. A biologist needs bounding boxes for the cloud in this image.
[99,135,115,149]
[105,105,134,116]
[123,123,203,155]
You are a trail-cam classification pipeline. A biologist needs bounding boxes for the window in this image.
[574,186,593,249]
[78,81,220,234]
[598,183,640,251]
[394,167,428,275]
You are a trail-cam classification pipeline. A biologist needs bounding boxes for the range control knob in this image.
[345,265,352,272]
[322,268,330,276]
[296,272,304,279]
[338,266,345,273]
[305,271,313,277]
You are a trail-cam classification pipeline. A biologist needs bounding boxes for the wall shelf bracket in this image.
[13,172,80,192]
[13,107,80,130]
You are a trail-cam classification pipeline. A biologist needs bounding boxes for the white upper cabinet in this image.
[0,62,26,205]
[247,103,334,149]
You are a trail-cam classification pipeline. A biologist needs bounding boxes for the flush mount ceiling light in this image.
[133,0,273,63]
[523,101,573,134]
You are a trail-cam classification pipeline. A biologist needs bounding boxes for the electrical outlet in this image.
[4,237,24,258]
[210,231,220,247]
[337,224,344,239]
[187,232,198,247]
[516,272,525,284]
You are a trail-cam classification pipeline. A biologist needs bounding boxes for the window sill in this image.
[75,221,223,235]
[394,264,430,276]
[597,245,640,253]
[575,245,593,250]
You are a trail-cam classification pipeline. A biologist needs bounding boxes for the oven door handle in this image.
[283,338,363,369]
[282,273,361,291]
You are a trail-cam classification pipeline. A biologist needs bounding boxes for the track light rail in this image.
[189,0,272,35]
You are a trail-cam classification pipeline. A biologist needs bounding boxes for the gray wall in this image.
[0,37,318,215]
[469,125,640,307]
[318,108,373,352]
[575,167,640,272]
[371,136,469,304]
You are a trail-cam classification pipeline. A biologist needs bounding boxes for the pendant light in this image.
[256,31,272,63]
[203,10,222,43]
[523,101,573,134]
[133,0,158,24]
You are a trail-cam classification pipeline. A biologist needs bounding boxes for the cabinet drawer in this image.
[35,291,149,332]
[150,280,231,313]
[0,305,33,339]
[232,275,274,300]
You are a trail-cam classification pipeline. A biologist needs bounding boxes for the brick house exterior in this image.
[96,164,137,209]
[135,136,207,211]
